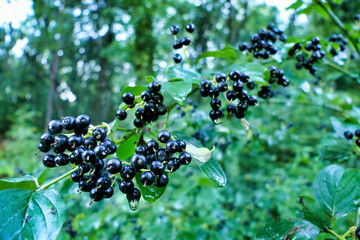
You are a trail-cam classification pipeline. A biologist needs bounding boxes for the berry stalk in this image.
[37,166,79,191]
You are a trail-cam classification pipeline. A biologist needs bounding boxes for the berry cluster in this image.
[170,23,195,64]
[124,130,192,191]
[258,65,290,99]
[200,70,258,124]
[116,81,167,128]
[328,34,347,57]
[289,37,325,75]
[238,23,286,59]
[344,129,360,147]
[38,115,126,203]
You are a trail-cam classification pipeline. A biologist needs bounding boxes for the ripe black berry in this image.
[90,187,104,202]
[82,149,97,164]
[121,165,136,182]
[170,24,179,35]
[355,129,360,138]
[55,153,69,166]
[148,81,161,93]
[210,98,221,110]
[83,137,97,150]
[185,23,195,33]
[71,171,82,182]
[135,146,147,155]
[147,140,159,154]
[156,174,169,187]
[94,145,108,159]
[106,158,122,174]
[62,116,76,130]
[48,120,63,135]
[201,79,211,91]
[238,42,247,51]
[38,143,51,153]
[68,134,83,151]
[40,133,55,146]
[151,161,165,175]
[43,155,56,168]
[122,92,135,105]
[156,149,169,162]
[356,139,360,147]
[116,109,127,120]
[216,73,227,82]
[134,118,144,128]
[229,70,240,81]
[344,131,353,140]
[75,114,91,129]
[157,104,167,115]
[141,90,152,102]
[131,154,147,170]
[181,37,191,46]
[173,53,182,63]
[227,103,237,114]
[217,81,228,92]
[173,40,183,49]
[226,90,237,101]
[248,95,258,106]
[96,176,112,190]
[167,158,180,172]
[233,80,243,93]
[179,152,192,165]
[208,87,219,98]
[119,180,134,194]
[158,130,171,143]
[140,171,155,186]
[165,140,179,154]
[152,94,164,104]
[104,187,114,198]
[177,140,186,152]
[92,127,107,142]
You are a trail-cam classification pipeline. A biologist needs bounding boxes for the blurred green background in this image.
[1,0,360,239]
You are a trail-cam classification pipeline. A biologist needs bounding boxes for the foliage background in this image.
[0,0,360,239]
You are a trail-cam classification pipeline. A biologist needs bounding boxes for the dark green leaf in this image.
[286,0,303,10]
[299,196,331,229]
[297,5,314,16]
[116,133,139,160]
[120,86,147,97]
[135,172,167,202]
[313,165,360,219]
[162,67,202,105]
[195,44,237,64]
[223,62,269,85]
[0,189,66,240]
[0,189,33,239]
[0,176,38,191]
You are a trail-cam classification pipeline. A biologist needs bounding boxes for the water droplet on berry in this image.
[129,200,139,211]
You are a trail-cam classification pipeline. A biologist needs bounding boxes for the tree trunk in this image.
[44,52,59,131]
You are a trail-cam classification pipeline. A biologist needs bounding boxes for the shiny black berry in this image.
[151,161,165,175]
[170,24,179,35]
[106,158,122,174]
[40,133,55,146]
[92,127,107,142]
[181,37,191,46]
[355,129,360,138]
[83,137,97,150]
[229,70,240,81]
[173,40,182,49]
[156,174,169,187]
[131,154,147,170]
[148,81,161,93]
[217,81,228,92]
[48,120,63,135]
[177,140,186,152]
[156,149,169,162]
[82,149,97,164]
[344,131,353,140]
[127,188,141,202]
[173,53,182,63]
[167,158,180,172]
[75,114,91,129]
[62,116,76,130]
[157,130,171,143]
[94,145,108,159]
[140,171,155,186]
[119,180,134,194]
[146,140,159,154]
[38,143,51,153]
[104,187,114,198]
[122,92,135,105]
[121,165,136,182]
[185,23,195,33]
[55,153,69,166]
[216,73,227,82]
[165,140,179,154]
[116,109,127,120]
[179,152,192,165]
[43,155,56,168]
[135,146,147,155]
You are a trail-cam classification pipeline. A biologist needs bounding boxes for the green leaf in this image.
[330,117,347,139]
[195,44,237,64]
[0,189,66,240]
[257,220,319,240]
[145,76,155,83]
[297,5,314,16]
[135,172,167,202]
[172,131,227,187]
[116,133,139,159]
[120,86,147,97]
[318,139,353,162]
[223,62,269,85]
[162,67,202,105]
[313,165,360,219]
[0,176,38,191]
[299,196,331,229]
[286,0,303,10]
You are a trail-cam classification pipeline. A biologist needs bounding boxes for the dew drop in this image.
[128,200,139,211]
